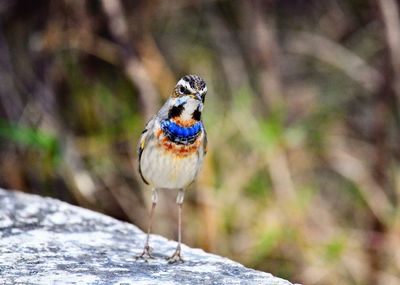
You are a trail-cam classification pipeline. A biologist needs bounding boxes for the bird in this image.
[136,74,208,263]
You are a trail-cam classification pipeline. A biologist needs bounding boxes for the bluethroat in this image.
[136,75,208,263]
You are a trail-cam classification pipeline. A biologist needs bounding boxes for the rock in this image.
[0,188,296,285]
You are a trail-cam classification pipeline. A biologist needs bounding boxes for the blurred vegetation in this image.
[1,0,400,284]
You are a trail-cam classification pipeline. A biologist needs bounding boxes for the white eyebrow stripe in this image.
[176,79,194,92]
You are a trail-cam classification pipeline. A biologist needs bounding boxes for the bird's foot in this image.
[166,247,184,264]
[135,245,155,262]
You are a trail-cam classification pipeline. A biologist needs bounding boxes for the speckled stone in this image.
[0,188,296,285]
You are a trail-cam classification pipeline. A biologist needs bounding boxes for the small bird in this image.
[136,75,208,263]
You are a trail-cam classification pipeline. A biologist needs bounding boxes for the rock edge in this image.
[0,188,296,285]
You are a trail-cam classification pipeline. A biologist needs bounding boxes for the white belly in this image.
[140,140,202,189]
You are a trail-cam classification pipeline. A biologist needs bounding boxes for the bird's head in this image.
[173,74,207,102]
[168,75,207,122]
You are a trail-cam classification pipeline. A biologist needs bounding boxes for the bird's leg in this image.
[167,189,185,264]
[136,189,158,261]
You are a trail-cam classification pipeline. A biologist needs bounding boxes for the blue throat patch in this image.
[160,120,202,145]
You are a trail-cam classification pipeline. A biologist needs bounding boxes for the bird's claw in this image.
[166,248,184,264]
[135,245,155,262]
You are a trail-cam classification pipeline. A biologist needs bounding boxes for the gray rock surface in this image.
[0,188,295,285]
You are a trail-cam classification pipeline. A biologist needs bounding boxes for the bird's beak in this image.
[193,93,202,101]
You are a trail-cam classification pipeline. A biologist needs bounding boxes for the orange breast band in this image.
[172,117,197,127]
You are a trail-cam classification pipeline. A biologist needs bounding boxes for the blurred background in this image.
[1,0,400,284]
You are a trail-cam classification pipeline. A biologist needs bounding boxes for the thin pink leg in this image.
[136,189,158,261]
[167,189,185,263]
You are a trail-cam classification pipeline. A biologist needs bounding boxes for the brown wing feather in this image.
[137,117,155,185]
[202,125,208,155]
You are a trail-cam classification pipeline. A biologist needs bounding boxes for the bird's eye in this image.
[179,86,186,94]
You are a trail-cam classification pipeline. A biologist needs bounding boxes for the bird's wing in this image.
[202,123,208,156]
[137,116,156,185]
